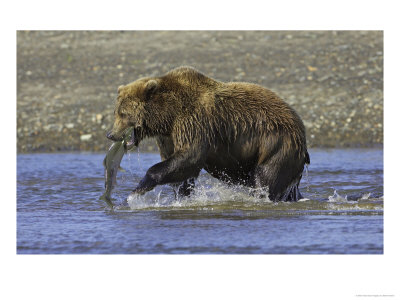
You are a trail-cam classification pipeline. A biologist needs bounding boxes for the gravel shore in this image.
[17,31,383,153]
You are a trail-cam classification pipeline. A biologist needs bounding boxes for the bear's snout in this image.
[106,131,122,141]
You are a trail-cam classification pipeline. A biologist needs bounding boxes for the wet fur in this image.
[109,66,310,201]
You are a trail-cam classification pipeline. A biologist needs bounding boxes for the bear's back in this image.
[163,66,304,138]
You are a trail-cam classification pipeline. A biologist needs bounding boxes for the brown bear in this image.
[107,66,310,201]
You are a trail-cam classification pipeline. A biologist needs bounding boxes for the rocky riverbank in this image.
[17,31,383,153]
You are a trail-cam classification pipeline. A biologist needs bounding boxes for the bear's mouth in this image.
[125,127,142,150]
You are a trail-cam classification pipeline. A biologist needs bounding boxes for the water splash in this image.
[304,164,310,192]
[123,180,383,213]
[125,147,145,173]
[360,192,371,200]
[118,151,382,212]
[327,190,376,202]
[135,146,144,173]
[126,174,272,210]
[328,190,347,202]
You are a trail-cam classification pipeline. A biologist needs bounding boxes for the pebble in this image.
[96,114,103,123]
[80,134,92,141]
[317,75,331,82]
[358,71,366,76]
[43,124,61,132]
[307,66,318,72]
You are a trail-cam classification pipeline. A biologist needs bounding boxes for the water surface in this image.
[17,148,383,254]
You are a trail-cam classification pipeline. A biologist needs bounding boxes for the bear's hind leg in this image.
[252,156,304,202]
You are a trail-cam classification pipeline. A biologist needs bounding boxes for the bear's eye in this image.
[120,113,126,118]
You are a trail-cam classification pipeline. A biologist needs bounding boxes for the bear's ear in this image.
[144,80,158,100]
[117,85,125,94]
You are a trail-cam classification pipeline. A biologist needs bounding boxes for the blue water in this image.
[17,149,383,254]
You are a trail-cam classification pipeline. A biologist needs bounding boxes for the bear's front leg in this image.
[132,173,158,195]
[130,150,205,196]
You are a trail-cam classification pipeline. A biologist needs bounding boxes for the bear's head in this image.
[107,77,178,147]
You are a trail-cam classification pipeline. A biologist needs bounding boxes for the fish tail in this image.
[99,193,114,209]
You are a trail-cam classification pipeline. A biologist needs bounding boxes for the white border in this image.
[4,0,399,299]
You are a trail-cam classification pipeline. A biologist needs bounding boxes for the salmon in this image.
[99,127,134,208]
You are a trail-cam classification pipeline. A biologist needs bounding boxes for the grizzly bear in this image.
[107,66,310,202]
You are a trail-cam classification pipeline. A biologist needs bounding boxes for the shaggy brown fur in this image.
[108,66,310,201]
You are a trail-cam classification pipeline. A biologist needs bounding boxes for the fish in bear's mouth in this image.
[106,126,143,150]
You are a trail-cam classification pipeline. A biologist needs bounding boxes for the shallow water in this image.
[17,148,383,254]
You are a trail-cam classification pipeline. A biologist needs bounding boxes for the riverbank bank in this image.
[17,31,383,152]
